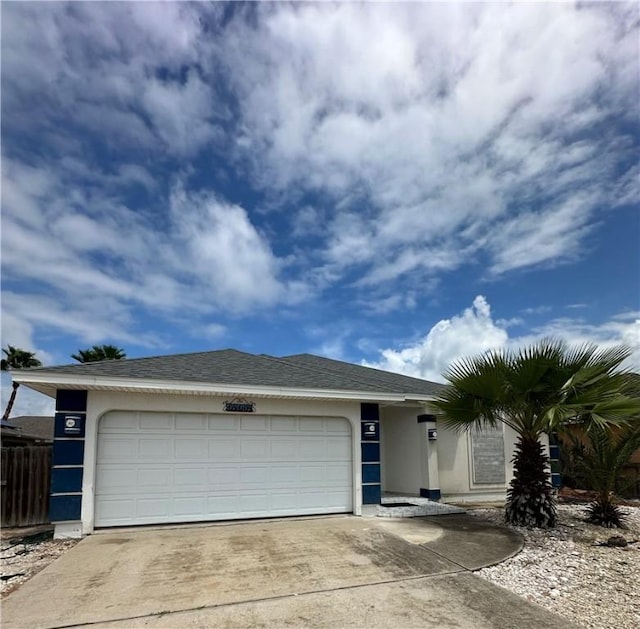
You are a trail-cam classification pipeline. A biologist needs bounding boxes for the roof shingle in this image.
[17,349,444,397]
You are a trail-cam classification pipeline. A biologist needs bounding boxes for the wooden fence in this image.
[1,446,51,527]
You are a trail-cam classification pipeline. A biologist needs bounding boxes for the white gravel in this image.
[1,532,79,597]
[467,502,640,629]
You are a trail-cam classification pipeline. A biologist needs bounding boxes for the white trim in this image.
[14,372,435,404]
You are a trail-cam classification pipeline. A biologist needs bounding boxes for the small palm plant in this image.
[564,423,640,528]
[432,340,640,528]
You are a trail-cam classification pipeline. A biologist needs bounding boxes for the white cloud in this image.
[220,2,638,284]
[366,296,640,382]
[1,159,288,345]
[365,296,508,382]
[169,187,284,309]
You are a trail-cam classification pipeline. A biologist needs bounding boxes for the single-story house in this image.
[1,416,53,446]
[13,349,521,539]
[3,415,54,443]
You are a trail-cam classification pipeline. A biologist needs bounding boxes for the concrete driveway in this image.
[2,515,575,629]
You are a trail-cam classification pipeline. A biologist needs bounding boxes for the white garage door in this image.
[95,411,352,527]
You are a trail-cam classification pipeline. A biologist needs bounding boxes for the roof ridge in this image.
[24,348,248,372]
[282,353,441,387]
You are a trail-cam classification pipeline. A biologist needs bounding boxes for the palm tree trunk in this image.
[506,433,557,527]
[2,382,19,421]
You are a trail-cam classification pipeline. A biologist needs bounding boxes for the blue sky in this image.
[1,2,639,416]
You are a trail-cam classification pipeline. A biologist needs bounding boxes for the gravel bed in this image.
[467,502,640,629]
[1,531,79,597]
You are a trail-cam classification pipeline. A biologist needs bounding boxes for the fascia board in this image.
[12,372,428,403]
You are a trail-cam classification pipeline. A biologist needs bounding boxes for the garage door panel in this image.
[136,498,169,518]
[98,438,136,460]
[138,469,171,488]
[299,440,326,458]
[140,413,171,430]
[299,417,325,432]
[208,438,240,458]
[241,416,268,431]
[270,440,298,459]
[138,439,171,458]
[174,468,207,488]
[327,439,351,459]
[101,412,137,431]
[240,439,268,459]
[326,418,351,433]
[175,439,207,459]
[271,417,297,431]
[175,413,207,430]
[96,412,352,527]
[95,498,134,522]
[209,416,238,430]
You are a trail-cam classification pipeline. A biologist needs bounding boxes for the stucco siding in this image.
[380,407,422,494]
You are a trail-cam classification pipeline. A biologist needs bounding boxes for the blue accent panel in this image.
[417,414,437,423]
[361,442,380,462]
[55,413,86,438]
[56,389,87,412]
[360,403,379,422]
[420,488,441,500]
[51,468,83,494]
[362,463,381,483]
[50,494,82,522]
[551,473,562,488]
[549,445,560,459]
[52,440,85,466]
[362,484,381,504]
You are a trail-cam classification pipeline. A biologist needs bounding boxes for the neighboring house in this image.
[13,349,520,539]
[1,416,54,446]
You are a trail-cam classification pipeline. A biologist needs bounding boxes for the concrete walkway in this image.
[1,515,575,629]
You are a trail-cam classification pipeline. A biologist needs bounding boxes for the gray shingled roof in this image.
[4,416,54,442]
[18,349,444,397]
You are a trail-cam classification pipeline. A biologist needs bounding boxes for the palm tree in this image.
[564,422,640,528]
[71,344,126,363]
[1,345,42,421]
[432,340,640,528]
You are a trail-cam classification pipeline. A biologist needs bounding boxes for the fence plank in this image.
[1,446,52,527]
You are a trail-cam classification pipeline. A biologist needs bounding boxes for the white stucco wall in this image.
[380,407,422,494]
[80,391,362,534]
[438,424,519,501]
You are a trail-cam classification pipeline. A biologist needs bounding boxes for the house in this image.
[13,349,520,539]
[1,416,53,446]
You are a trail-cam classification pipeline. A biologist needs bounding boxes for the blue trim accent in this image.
[56,389,87,412]
[549,445,560,459]
[55,413,86,438]
[551,473,562,488]
[361,442,380,463]
[362,484,381,504]
[360,403,379,422]
[52,440,85,466]
[50,494,82,522]
[417,414,437,423]
[420,488,441,500]
[362,463,381,483]
[51,468,84,494]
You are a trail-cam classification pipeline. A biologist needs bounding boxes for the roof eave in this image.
[14,372,435,404]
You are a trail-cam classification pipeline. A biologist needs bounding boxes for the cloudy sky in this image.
[2,2,639,416]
